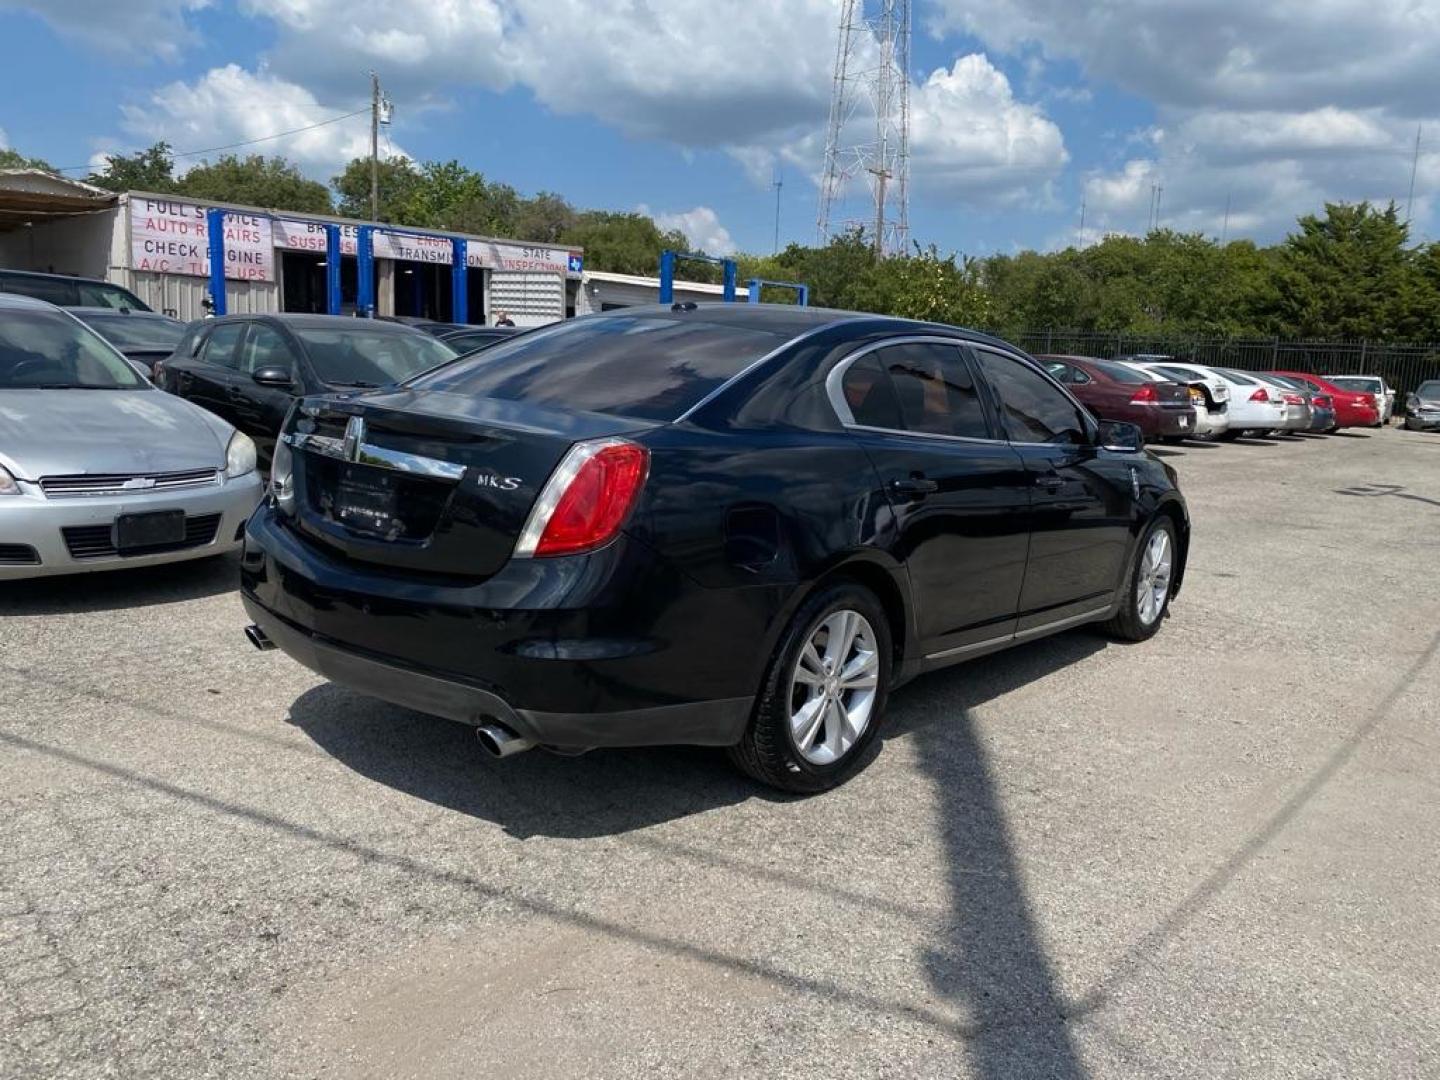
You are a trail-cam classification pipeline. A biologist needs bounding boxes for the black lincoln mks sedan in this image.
[241,304,1188,792]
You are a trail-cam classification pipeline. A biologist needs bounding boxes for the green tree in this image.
[0,147,54,171]
[87,143,178,193]
[331,155,423,222]
[560,211,689,275]
[178,154,332,213]
[511,191,577,244]
[1272,201,1414,339]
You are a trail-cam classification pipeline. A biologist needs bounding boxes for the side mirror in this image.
[252,366,295,389]
[1098,419,1144,452]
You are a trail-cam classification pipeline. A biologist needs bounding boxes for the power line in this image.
[52,107,370,174]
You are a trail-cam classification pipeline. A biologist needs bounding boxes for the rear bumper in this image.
[243,595,751,748]
[0,473,261,580]
[1404,413,1440,431]
[240,502,768,748]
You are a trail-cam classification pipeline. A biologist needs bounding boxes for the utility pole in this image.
[1405,123,1421,226]
[1078,196,1086,247]
[1147,184,1157,231]
[1221,192,1231,244]
[370,71,381,222]
[772,168,784,254]
[1155,185,1163,230]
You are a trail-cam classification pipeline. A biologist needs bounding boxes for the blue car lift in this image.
[206,212,469,321]
[746,278,809,306]
[658,249,736,304]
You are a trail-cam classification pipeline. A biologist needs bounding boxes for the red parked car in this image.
[1267,372,1378,430]
[1037,354,1196,441]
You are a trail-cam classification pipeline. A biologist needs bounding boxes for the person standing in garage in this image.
[494,311,515,327]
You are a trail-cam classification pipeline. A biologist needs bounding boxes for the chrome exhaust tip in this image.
[476,722,535,759]
[244,624,276,652]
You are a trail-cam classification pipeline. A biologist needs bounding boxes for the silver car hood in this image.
[0,389,232,480]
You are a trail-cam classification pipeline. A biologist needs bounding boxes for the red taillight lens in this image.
[1130,383,1159,404]
[1249,387,1270,402]
[1314,395,1332,408]
[1282,392,1303,405]
[519,439,649,558]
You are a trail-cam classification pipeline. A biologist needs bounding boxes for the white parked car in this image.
[1118,361,1230,439]
[1133,360,1287,440]
[1326,376,1394,424]
[1230,371,1313,434]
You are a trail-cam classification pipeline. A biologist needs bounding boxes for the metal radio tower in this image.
[816,0,911,257]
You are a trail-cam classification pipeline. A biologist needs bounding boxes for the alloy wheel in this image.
[788,609,879,766]
[1136,528,1173,627]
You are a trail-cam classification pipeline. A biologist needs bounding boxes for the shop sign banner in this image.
[466,242,572,274]
[130,198,273,281]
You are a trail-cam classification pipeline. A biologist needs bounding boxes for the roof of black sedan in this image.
[209,312,424,331]
[618,301,1015,347]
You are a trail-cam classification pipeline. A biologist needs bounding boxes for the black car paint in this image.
[241,307,1188,751]
[160,315,443,463]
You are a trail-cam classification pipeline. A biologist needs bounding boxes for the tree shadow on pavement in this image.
[1334,482,1440,509]
[0,552,240,616]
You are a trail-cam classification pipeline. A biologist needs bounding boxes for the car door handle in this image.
[889,477,939,497]
[1035,475,1067,492]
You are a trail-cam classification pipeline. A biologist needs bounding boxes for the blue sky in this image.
[1,1,1434,258]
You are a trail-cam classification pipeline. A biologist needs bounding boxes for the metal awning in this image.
[0,170,117,232]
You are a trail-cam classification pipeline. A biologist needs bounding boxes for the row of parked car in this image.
[1032,353,1434,439]
[6,269,1439,790]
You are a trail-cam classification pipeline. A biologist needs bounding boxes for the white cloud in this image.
[909,54,1067,204]
[118,65,403,175]
[929,0,1440,116]
[0,0,211,59]
[640,204,736,256]
[930,0,1440,241]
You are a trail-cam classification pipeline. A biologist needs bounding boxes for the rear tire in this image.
[729,581,892,794]
[1101,516,1177,644]
[1217,429,1242,442]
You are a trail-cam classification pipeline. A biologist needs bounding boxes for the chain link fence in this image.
[1006,330,1440,405]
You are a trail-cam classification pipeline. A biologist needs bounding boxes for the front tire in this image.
[1101,516,1177,643]
[729,581,892,794]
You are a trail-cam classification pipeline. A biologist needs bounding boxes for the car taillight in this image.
[515,438,649,558]
[1313,395,1332,408]
[1130,383,1159,404]
[1249,387,1270,402]
[1282,392,1303,405]
[1361,393,1376,407]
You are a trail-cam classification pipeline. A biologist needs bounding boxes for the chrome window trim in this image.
[825,334,1002,444]
[673,317,864,424]
[967,343,1097,450]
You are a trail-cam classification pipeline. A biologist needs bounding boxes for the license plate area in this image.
[331,469,400,536]
[116,510,186,550]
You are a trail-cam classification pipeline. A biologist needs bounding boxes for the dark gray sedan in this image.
[1404,381,1440,431]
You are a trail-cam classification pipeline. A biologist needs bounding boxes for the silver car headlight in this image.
[0,465,18,496]
[225,432,258,479]
[270,436,295,512]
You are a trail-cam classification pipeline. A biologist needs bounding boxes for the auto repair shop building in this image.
[0,171,582,325]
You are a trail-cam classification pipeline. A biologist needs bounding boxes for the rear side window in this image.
[874,342,990,439]
[1155,365,1200,383]
[972,349,1089,445]
[202,322,245,369]
[411,314,789,421]
[841,353,904,430]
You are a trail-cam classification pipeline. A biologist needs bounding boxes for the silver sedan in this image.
[0,294,263,579]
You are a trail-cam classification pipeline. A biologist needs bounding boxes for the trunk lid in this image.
[284,389,656,579]
[1154,380,1193,409]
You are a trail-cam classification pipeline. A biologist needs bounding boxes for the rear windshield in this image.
[292,326,458,387]
[410,314,790,421]
[1218,369,1259,385]
[1091,359,1148,383]
[1328,376,1380,393]
[1415,381,1440,398]
[78,312,185,350]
